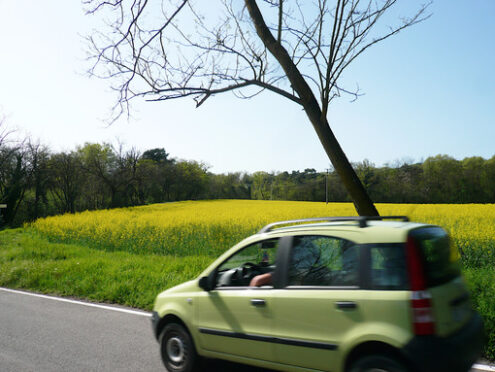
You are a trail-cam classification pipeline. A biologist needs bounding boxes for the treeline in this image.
[253,156,495,204]
[1,137,495,226]
[0,142,214,226]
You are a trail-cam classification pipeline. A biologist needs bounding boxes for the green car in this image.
[151,216,484,372]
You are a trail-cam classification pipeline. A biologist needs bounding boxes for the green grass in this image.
[0,229,213,310]
[464,267,495,360]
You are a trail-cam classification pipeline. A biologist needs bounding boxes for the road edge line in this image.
[0,287,151,317]
[472,364,495,372]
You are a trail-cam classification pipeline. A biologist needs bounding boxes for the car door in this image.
[196,238,280,362]
[272,235,363,372]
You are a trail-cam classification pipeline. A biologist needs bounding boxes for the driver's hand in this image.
[249,273,272,287]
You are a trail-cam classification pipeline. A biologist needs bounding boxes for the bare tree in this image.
[0,115,18,172]
[84,0,430,216]
[25,140,51,220]
[50,151,84,214]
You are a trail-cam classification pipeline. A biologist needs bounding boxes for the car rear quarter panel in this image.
[340,291,413,367]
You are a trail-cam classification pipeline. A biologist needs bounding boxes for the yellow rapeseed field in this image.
[30,200,495,261]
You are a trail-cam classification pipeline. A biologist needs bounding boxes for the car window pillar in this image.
[272,236,293,289]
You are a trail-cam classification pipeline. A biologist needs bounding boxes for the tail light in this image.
[407,235,435,335]
[411,290,435,335]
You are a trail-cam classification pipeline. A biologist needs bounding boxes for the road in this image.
[0,288,491,372]
[0,288,270,372]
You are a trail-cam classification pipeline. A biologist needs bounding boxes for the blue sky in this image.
[0,0,494,173]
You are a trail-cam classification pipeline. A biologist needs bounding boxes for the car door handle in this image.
[250,299,266,307]
[336,301,357,310]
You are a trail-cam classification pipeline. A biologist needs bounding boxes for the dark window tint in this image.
[288,236,359,287]
[410,227,461,287]
[370,244,408,290]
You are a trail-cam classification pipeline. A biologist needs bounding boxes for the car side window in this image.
[215,239,279,288]
[369,244,408,289]
[288,236,359,287]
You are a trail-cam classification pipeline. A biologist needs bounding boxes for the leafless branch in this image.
[85,0,431,122]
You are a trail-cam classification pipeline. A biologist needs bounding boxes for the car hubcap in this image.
[166,336,185,364]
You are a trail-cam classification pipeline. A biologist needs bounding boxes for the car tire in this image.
[349,354,408,372]
[159,323,201,372]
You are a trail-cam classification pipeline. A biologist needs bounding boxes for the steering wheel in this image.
[237,262,260,284]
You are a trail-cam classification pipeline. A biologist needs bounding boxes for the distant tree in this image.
[481,156,495,203]
[375,162,424,203]
[85,0,430,216]
[0,116,16,171]
[0,118,28,226]
[461,157,485,203]
[252,171,273,200]
[77,143,139,208]
[422,155,462,203]
[272,171,290,200]
[25,141,51,220]
[49,151,84,213]
[114,143,141,205]
[171,160,209,200]
[0,149,29,225]
[208,172,251,199]
[355,159,378,196]
[138,148,176,203]
[142,148,170,163]
[77,143,114,208]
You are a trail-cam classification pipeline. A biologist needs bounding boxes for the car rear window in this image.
[410,227,461,288]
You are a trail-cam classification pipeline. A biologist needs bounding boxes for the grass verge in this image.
[0,228,212,310]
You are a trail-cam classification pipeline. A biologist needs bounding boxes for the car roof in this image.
[255,217,433,244]
[264,220,423,232]
[258,216,424,233]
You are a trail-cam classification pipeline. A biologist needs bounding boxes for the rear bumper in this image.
[403,313,484,372]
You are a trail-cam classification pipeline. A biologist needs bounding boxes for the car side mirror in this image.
[199,276,213,292]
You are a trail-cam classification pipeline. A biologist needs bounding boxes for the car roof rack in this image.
[258,216,409,234]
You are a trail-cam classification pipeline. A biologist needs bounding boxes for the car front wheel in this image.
[349,354,407,372]
[159,323,201,372]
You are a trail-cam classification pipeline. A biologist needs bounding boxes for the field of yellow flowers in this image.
[31,200,495,266]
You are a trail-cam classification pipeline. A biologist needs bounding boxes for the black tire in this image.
[159,323,201,372]
[349,354,408,372]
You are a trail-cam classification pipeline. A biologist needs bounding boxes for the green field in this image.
[0,200,494,359]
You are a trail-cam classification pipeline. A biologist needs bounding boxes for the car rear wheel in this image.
[349,354,407,372]
[159,323,201,372]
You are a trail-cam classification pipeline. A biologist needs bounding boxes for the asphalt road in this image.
[0,288,272,372]
[0,288,491,372]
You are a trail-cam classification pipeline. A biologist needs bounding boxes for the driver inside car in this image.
[249,272,272,286]
[249,246,274,286]
[250,237,322,287]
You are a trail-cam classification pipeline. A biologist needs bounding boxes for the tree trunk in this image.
[245,0,378,216]
[307,112,379,216]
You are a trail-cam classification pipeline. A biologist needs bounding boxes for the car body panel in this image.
[272,289,411,371]
[428,276,474,336]
[153,280,200,343]
[196,288,276,361]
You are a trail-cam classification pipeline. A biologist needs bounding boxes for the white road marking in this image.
[472,364,495,372]
[0,287,151,317]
